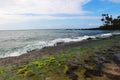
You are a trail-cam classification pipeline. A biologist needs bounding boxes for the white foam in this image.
[96,33,112,38]
[96,32,120,38]
[112,32,120,35]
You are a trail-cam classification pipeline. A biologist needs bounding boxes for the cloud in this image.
[109,0,120,3]
[0,0,90,14]
[0,0,90,23]
[0,0,92,24]
[0,14,100,24]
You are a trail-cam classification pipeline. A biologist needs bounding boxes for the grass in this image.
[0,35,120,80]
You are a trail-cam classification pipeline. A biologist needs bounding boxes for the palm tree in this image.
[108,15,113,25]
[102,14,106,16]
[100,14,120,30]
[101,14,106,25]
[101,18,104,25]
[117,16,120,20]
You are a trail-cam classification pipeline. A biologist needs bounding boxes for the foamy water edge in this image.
[1,32,120,58]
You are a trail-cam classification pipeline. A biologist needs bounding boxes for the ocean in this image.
[0,29,119,58]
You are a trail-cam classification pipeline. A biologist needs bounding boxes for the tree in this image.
[101,14,112,26]
[100,14,120,30]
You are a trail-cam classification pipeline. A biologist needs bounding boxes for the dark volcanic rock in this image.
[66,64,79,80]
[113,51,120,65]
[84,69,103,78]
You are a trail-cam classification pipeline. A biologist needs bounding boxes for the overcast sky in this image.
[0,0,120,30]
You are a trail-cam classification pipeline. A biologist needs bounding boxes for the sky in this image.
[0,0,120,30]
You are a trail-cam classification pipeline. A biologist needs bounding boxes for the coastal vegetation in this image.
[99,14,120,30]
[0,35,120,80]
[81,14,120,30]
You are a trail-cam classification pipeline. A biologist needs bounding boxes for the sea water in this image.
[0,29,119,58]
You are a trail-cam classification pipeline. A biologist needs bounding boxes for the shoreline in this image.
[0,38,101,66]
[0,35,119,66]
[0,35,120,80]
[0,31,119,59]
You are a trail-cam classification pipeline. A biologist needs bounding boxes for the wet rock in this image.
[84,60,92,64]
[109,50,120,64]
[84,69,103,78]
[91,57,103,64]
[67,72,78,80]
[97,55,111,63]
[113,51,120,65]
[66,64,79,80]
[56,42,64,46]
[87,37,93,40]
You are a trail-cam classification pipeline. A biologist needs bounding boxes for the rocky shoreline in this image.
[66,45,120,80]
[0,38,99,66]
[0,35,120,80]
